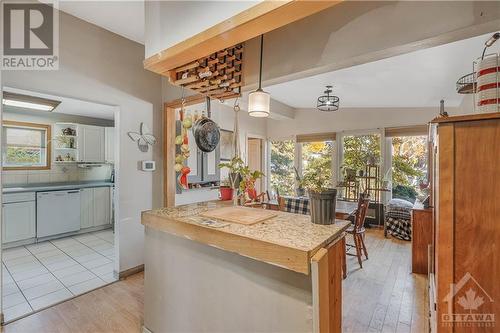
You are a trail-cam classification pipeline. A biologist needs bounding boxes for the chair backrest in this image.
[353,198,370,232]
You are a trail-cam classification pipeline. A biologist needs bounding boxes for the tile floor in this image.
[2,229,116,322]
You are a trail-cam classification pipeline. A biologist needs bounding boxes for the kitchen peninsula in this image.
[141,201,350,333]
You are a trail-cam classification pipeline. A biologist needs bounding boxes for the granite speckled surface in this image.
[143,200,350,252]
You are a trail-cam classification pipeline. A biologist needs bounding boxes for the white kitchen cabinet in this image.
[80,188,94,229]
[78,125,105,162]
[2,194,36,244]
[94,187,111,226]
[105,127,115,163]
[80,187,111,229]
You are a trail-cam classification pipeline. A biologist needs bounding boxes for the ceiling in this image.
[266,32,500,109]
[58,1,145,44]
[3,88,116,120]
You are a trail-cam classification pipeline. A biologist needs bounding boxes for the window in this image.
[269,139,295,196]
[301,141,334,186]
[391,135,428,202]
[2,121,51,170]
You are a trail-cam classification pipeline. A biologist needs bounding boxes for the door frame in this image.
[245,133,267,193]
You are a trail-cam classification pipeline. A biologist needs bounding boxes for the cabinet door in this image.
[80,188,94,229]
[105,127,115,163]
[94,187,110,226]
[2,201,36,243]
[79,125,105,162]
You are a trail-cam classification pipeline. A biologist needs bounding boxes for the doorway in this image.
[1,88,119,323]
[247,137,264,194]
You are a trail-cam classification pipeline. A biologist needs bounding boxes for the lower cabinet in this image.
[2,200,36,243]
[80,186,111,229]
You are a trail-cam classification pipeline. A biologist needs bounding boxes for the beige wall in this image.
[1,11,162,272]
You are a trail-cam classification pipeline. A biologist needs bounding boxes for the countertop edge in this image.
[3,182,114,194]
[141,210,349,275]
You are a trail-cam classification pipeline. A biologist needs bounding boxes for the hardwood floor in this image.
[343,229,428,333]
[2,229,427,333]
[2,272,143,333]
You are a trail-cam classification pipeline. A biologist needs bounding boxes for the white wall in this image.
[144,1,260,58]
[244,1,500,89]
[1,11,162,272]
[267,105,468,139]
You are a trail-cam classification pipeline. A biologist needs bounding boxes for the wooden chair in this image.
[345,197,370,272]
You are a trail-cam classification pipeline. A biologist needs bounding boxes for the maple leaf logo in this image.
[457,289,485,311]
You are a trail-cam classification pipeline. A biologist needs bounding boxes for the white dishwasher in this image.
[37,189,81,238]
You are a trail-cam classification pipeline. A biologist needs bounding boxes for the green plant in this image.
[302,165,332,193]
[218,157,244,174]
[238,166,264,192]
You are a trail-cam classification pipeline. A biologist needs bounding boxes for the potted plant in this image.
[219,178,233,201]
[219,157,245,205]
[302,167,337,225]
[238,167,265,202]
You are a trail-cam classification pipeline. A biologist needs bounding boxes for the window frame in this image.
[2,120,52,171]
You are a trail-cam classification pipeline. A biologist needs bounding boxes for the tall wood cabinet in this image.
[429,113,500,332]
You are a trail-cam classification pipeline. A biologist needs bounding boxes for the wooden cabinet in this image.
[430,113,500,332]
[105,127,115,163]
[411,208,433,274]
[2,192,36,244]
[80,187,111,229]
[78,125,105,162]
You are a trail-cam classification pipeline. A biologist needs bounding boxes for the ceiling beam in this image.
[143,0,343,76]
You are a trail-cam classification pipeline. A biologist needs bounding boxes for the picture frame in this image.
[220,129,234,161]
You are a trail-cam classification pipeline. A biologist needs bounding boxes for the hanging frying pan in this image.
[192,97,220,153]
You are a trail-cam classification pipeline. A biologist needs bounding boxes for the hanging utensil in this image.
[192,97,220,153]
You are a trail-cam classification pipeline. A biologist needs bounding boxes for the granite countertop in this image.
[142,201,350,275]
[3,181,114,194]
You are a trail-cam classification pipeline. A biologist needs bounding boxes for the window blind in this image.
[296,132,336,143]
[384,125,428,137]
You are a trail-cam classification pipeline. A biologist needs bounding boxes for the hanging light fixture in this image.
[248,35,270,117]
[316,85,340,112]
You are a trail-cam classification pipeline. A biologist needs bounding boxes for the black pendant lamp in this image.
[317,85,340,112]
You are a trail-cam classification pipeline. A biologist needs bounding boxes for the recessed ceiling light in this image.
[2,92,61,112]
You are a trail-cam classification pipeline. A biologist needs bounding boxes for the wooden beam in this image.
[164,106,176,207]
[144,0,342,75]
[165,94,207,109]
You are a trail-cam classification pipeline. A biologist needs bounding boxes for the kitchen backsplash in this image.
[2,164,113,185]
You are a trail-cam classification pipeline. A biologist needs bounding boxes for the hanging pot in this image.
[192,97,220,153]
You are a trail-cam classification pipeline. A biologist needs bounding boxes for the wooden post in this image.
[164,105,176,207]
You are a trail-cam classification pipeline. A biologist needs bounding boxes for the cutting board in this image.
[199,206,277,225]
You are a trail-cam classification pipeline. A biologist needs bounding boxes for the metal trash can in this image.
[309,189,337,225]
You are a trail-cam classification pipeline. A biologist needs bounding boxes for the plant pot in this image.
[309,189,337,225]
[219,187,234,201]
[296,187,305,197]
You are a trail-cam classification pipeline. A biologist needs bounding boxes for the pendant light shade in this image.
[248,35,270,117]
[248,89,270,117]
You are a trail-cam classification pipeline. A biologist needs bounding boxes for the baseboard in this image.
[142,325,153,333]
[119,264,144,279]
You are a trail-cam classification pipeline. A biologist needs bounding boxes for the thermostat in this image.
[141,160,156,171]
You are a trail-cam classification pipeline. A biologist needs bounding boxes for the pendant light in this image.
[317,85,340,112]
[248,35,270,117]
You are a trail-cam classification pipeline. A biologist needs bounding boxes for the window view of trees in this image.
[391,136,428,202]
[342,134,381,174]
[269,140,295,196]
[3,126,47,167]
[301,141,333,188]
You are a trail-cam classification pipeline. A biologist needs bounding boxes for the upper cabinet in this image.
[77,125,105,163]
[105,127,115,164]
